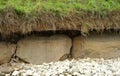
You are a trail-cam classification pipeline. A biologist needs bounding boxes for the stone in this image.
[16,35,72,64]
[12,71,19,76]
[47,35,71,62]
[71,36,84,58]
[0,42,16,64]
[0,63,23,73]
[72,34,120,59]
[16,36,47,64]
[0,65,14,73]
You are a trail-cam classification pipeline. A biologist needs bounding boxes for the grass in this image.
[0,0,120,16]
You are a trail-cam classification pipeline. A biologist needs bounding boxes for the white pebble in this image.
[2,58,120,76]
[12,71,19,76]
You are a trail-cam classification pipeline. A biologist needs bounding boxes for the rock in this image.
[0,42,16,64]
[16,36,47,64]
[0,64,14,73]
[72,34,120,58]
[46,35,71,62]
[71,36,84,58]
[16,35,72,64]
[12,71,19,76]
[0,67,13,74]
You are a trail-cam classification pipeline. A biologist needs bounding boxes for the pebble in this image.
[12,71,19,76]
[0,58,120,76]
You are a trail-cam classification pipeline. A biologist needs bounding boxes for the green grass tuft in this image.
[0,0,120,16]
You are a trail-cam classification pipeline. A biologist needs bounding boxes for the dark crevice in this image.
[8,44,17,65]
[0,30,81,43]
[9,44,29,64]
[0,29,120,43]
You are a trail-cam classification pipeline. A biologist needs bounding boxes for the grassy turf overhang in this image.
[0,0,120,36]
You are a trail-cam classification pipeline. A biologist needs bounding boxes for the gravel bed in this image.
[1,58,120,76]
